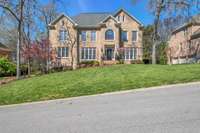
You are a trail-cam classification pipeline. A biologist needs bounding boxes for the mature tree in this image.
[0,0,26,79]
[38,0,59,72]
[133,0,195,64]
[23,39,53,73]
[142,25,154,63]
[0,13,18,50]
[21,0,35,76]
[56,20,77,70]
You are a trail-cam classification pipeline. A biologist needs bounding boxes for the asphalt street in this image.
[0,83,200,133]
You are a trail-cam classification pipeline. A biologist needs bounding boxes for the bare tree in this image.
[67,28,77,70]
[57,20,77,70]
[133,0,193,64]
[0,0,26,79]
[38,0,59,72]
[0,13,18,49]
[23,0,37,76]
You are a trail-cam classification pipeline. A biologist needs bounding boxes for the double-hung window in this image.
[81,47,96,60]
[91,31,96,42]
[124,47,137,60]
[59,30,68,42]
[121,31,128,42]
[57,47,69,58]
[132,31,138,42]
[81,31,86,42]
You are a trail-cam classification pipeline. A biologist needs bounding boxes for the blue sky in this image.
[57,0,154,25]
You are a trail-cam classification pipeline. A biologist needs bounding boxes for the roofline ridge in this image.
[76,12,111,15]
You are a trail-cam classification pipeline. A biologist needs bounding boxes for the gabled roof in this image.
[49,8,143,28]
[72,13,111,27]
[113,8,143,26]
[191,28,200,39]
[172,14,200,34]
[49,13,77,26]
[100,15,120,24]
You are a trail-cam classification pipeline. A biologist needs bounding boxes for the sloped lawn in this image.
[0,64,200,105]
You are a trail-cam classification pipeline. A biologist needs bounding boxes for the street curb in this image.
[0,81,200,109]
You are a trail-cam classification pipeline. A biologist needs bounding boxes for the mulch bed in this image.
[0,77,16,85]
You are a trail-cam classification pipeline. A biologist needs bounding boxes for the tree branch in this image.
[0,4,20,22]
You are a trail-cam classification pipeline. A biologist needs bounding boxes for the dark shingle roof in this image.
[172,14,200,34]
[191,14,200,23]
[191,28,200,39]
[49,8,143,27]
[72,13,111,27]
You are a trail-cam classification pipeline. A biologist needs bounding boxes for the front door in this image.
[105,48,114,60]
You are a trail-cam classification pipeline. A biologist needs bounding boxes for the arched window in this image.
[105,29,114,40]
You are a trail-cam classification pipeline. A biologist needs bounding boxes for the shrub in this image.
[0,58,16,77]
[50,66,72,73]
[79,61,100,68]
[116,60,124,64]
[143,58,151,64]
[20,64,28,76]
[131,60,144,64]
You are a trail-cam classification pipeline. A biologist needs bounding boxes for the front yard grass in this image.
[0,64,200,105]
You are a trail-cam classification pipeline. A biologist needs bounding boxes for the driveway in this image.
[0,83,200,133]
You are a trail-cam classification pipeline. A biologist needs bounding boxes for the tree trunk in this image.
[16,31,20,79]
[46,28,50,73]
[27,22,31,76]
[152,43,156,64]
[27,0,31,77]
[71,48,75,70]
[16,0,24,79]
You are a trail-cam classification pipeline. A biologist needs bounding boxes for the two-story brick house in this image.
[49,9,143,67]
[168,14,200,64]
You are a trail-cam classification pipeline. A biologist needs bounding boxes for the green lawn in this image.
[0,64,200,105]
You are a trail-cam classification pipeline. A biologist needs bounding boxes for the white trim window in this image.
[91,31,96,42]
[122,15,125,22]
[81,47,96,60]
[105,29,114,40]
[59,29,68,42]
[117,16,120,21]
[57,47,69,58]
[81,31,87,42]
[124,47,137,60]
[132,31,138,42]
[121,31,128,42]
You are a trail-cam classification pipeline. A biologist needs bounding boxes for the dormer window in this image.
[59,29,68,42]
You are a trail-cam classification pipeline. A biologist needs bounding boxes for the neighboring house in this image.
[168,14,200,64]
[49,9,143,67]
[0,42,11,58]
